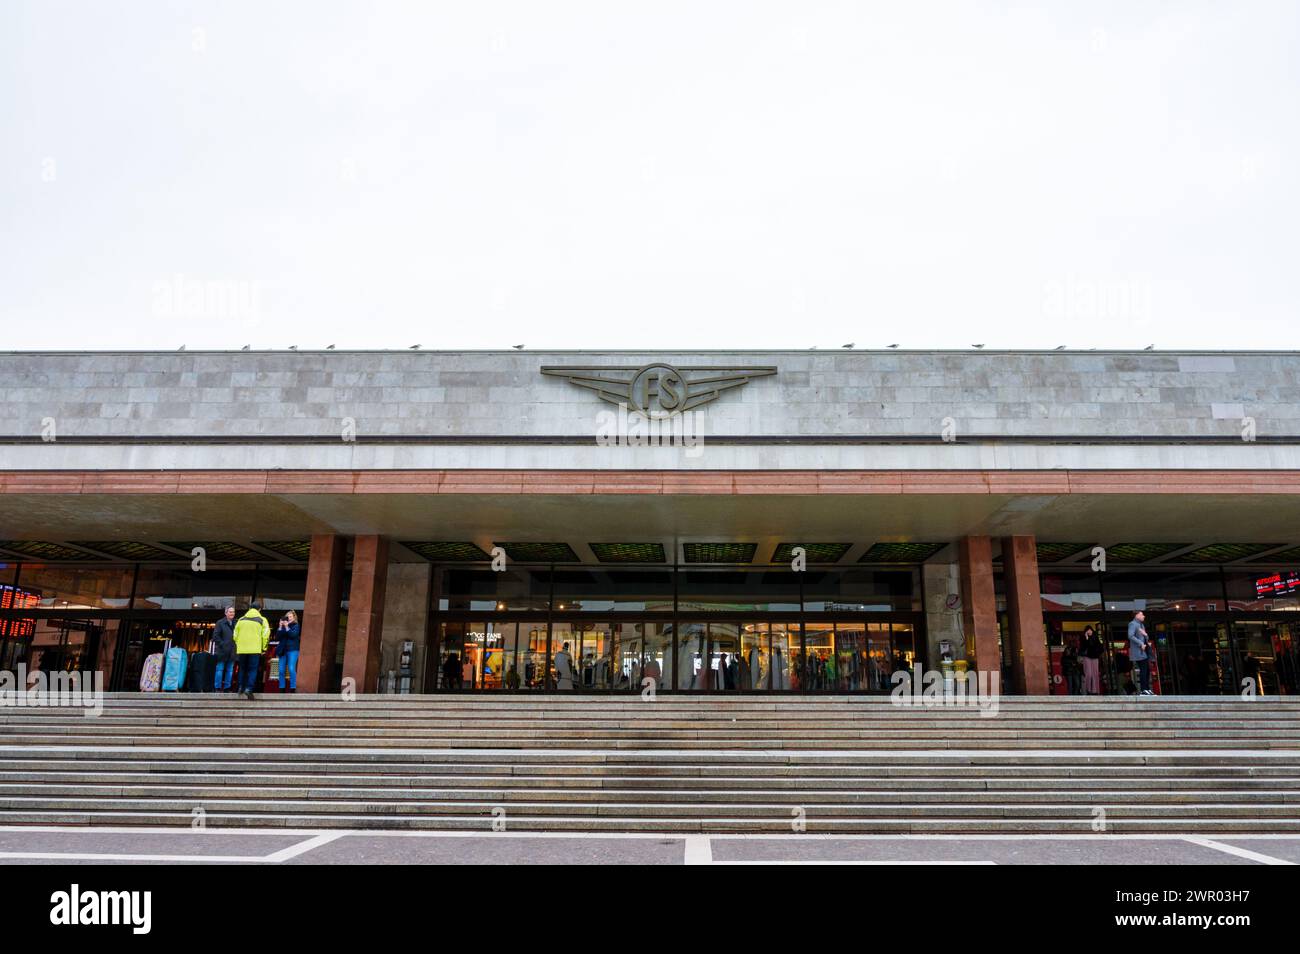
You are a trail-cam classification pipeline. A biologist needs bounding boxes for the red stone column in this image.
[1002,535,1049,695]
[958,536,1000,680]
[343,535,389,694]
[298,534,346,693]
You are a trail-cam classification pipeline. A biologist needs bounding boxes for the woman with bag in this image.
[276,610,302,693]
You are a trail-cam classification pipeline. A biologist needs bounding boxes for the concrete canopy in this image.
[1,470,1298,565]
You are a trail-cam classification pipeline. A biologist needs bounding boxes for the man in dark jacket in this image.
[212,606,238,692]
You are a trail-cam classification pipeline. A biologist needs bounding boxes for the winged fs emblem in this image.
[541,363,777,419]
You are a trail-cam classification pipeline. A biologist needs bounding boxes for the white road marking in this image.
[1183,837,1295,865]
[261,831,346,862]
[0,850,264,862]
[683,835,712,864]
[713,860,996,865]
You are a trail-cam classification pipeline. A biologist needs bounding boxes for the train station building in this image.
[1,348,1298,696]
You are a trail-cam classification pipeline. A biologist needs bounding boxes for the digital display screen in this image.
[1255,570,1300,598]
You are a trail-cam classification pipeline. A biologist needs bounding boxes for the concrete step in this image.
[6,782,1300,805]
[4,808,1299,833]
[5,770,1300,790]
[4,695,1299,834]
[3,793,1298,818]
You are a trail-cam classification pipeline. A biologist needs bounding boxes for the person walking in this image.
[212,605,238,693]
[233,604,271,701]
[1080,626,1103,695]
[1128,610,1153,695]
[276,610,301,693]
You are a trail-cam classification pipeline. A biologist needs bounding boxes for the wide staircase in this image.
[2,693,1300,833]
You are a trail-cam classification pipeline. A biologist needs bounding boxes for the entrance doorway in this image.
[1232,619,1298,695]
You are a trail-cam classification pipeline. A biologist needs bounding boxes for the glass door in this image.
[639,622,672,691]
[835,623,865,691]
[866,623,893,691]
[0,614,37,674]
[518,621,548,690]
[770,623,796,690]
[548,622,579,690]
[707,622,741,691]
[741,623,770,690]
[890,622,918,671]
[1233,619,1284,695]
[803,622,834,690]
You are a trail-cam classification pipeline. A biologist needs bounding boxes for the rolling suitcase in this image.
[188,651,215,692]
[161,647,188,691]
[139,653,164,692]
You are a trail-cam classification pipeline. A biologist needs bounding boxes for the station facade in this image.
[1,348,1299,696]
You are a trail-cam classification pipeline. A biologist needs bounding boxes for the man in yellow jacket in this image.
[233,605,271,700]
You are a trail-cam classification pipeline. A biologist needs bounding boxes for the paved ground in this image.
[0,827,1296,864]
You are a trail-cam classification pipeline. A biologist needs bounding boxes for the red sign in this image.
[1255,571,1300,598]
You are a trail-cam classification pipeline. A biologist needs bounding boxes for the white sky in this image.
[1,1,1296,351]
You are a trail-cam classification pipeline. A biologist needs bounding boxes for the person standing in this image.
[233,604,270,701]
[1062,641,1082,695]
[554,642,575,690]
[442,652,461,690]
[212,606,238,693]
[642,655,661,691]
[1128,610,1153,695]
[276,610,301,693]
[1080,626,1103,695]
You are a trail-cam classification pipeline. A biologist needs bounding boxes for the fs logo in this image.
[541,363,776,419]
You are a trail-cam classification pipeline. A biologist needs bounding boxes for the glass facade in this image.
[0,562,310,692]
[427,564,925,693]
[1040,564,1300,697]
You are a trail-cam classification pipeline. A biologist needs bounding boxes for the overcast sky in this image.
[1,1,1295,351]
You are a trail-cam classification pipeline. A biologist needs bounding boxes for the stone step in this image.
[3,735,1296,751]
[10,704,1298,718]
[6,696,1298,834]
[5,769,1299,789]
[3,808,1298,834]
[10,717,1300,733]
[7,746,1300,768]
[6,782,1300,805]
[3,794,1297,819]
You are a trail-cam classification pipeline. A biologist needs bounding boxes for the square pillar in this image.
[343,535,390,694]
[957,536,1000,679]
[1002,535,1049,695]
[298,534,346,693]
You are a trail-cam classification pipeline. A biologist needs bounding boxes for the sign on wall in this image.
[540,363,776,418]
